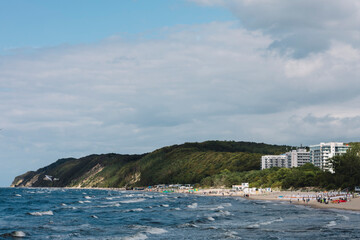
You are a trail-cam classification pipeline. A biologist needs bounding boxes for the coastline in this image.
[10,186,360,212]
[246,191,360,212]
[149,188,360,212]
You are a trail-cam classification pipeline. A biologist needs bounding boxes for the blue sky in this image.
[0,0,233,53]
[1,0,360,187]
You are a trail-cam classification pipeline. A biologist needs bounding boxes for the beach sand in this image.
[247,191,360,211]
[168,188,360,212]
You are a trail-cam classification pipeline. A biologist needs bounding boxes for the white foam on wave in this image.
[161,204,169,208]
[210,205,224,210]
[122,233,148,240]
[247,218,283,228]
[261,217,283,226]
[247,223,260,228]
[124,194,135,198]
[187,203,198,209]
[326,221,337,227]
[29,210,54,216]
[124,226,167,239]
[223,231,240,239]
[207,216,215,221]
[121,198,146,204]
[84,196,92,199]
[219,210,232,216]
[222,203,232,207]
[144,227,168,235]
[125,208,144,212]
[15,194,22,197]
[102,201,121,206]
[78,201,84,204]
[174,207,181,211]
[179,223,199,228]
[84,200,91,203]
[337,214,350,221]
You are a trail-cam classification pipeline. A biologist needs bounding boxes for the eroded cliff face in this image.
[10,153,145,188]
[10,171,37,187]
[70,163,105,188]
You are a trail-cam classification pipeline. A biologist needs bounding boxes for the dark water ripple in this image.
[1,188,360,239]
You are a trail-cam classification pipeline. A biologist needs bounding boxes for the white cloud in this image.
[190,0,360,57]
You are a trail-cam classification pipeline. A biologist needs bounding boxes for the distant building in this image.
[309,142,350,172]
[232,183,249,191]
[261,148,310,170]
[261,155,287,169]
[286,148,310,168]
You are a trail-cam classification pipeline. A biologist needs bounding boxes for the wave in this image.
[222,203,232,207]
[187,203,198,209]
[247,218,283,228]
[213,210,232,217]
[223,231,240,239]
[326,221,337,228]
[178,223,199,228]
[122,233,148,240]
[28,210,54,216]
[124,208,144,212]
[143,227,168,235]
[337,214,350,221]
[124,225,167,239]
[121,198,146,204]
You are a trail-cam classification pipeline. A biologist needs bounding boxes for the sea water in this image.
[1,188,360,239]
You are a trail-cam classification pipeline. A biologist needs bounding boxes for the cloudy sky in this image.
[1,0,360,186]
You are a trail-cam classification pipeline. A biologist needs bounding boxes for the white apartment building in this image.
[309,142,349,172]
[261,148,310,170]
[261,155,287,170]
[286,148,310,168]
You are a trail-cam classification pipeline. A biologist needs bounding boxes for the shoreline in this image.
[8,186,360,212]
[246,191,360,212]
[147,188,360,212]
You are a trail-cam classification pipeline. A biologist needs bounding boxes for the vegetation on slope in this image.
[11,141,289,188]
[203,143,360,190]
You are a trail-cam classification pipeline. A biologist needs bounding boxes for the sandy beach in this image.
[246,191,360,211]
[159,188,360,212]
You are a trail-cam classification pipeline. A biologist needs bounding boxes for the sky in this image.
[1,0,360,187]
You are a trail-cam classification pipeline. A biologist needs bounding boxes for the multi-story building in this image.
[261,155,287,170]
[286,148,310,168]
[262,148,310,170]
[309,142,349,172]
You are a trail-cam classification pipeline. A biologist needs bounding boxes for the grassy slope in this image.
[12,141,290,188]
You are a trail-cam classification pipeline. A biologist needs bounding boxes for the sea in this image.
[1,188,360,239]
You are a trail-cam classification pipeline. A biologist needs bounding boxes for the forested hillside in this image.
[11,141,290,188]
